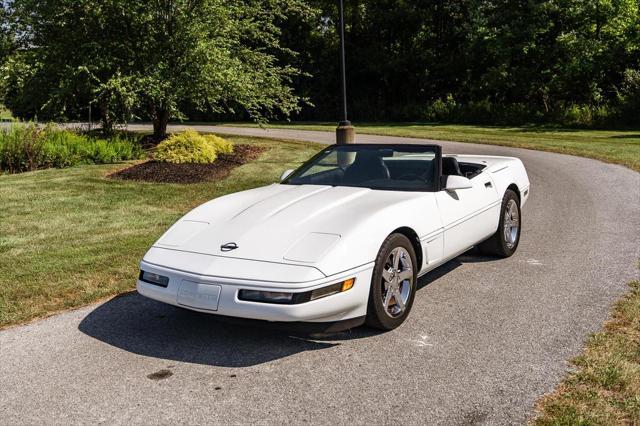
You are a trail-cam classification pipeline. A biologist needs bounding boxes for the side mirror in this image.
[280,169,294,182]
[445,175,472,191]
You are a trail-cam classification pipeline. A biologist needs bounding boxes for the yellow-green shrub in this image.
[154,130,235,164]
[203,134,234,154]
[154,130,217,164]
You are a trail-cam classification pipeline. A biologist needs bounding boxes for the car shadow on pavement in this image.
[78,292,344,367]
[78,252,497,366]
[416,259,462,290]
[415,251,498,291]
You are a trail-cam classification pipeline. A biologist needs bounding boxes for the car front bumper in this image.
[136,260,374,324]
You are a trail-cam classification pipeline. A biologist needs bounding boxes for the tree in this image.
[279,0,639,124]
[0,2,14,105]
[0,3,10,60]
[4,0,638,127]
[132,0,311,137]
[5,0,309,137]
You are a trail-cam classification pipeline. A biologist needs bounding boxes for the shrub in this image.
[98,134,143,163]
[154,130,234,164]
[0,105,13,121]
[616,69,640,126]
[559,105,595,127]
[203,134,234,154]
[418,95,627,127]
[424,94,458,122]
[154,130,217,164]
[0,123,143,174]
[0,124,40,173]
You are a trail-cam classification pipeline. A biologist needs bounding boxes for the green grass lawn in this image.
[222,122,640,172]
[0,136,323,328]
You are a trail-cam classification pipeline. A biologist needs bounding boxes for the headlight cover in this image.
[139,270,170,288]
[238,278,355,305]
[237,290,294,304]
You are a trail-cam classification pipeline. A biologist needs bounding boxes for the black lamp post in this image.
[336,0,355,144]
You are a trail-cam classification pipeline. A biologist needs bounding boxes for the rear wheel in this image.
[366,233,417,331]
[478,189,521,257]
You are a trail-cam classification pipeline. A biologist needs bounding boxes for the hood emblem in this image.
[220,242,239,252]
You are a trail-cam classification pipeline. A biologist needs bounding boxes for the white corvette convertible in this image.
[138,144,530,331]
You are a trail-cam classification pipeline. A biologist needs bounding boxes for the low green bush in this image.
[419,95,630,128]
[154,130,217,164]
[203,134,234,154]
[0,123,143,174]
[0,105,12,121]
[154,130,234,164]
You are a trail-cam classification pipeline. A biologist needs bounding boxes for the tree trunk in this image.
[153,108,170,139]
[99,98,113,135]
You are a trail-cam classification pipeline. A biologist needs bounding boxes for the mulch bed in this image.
[108,144,266,184]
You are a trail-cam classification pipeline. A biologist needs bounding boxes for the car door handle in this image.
[484,181,492,188]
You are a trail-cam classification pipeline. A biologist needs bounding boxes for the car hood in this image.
[151,184,429,276]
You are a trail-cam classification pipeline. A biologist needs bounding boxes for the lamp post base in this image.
[336,120,356,144]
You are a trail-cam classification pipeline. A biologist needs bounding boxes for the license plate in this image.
[177,281,221,311]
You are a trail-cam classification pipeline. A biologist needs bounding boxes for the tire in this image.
[478,189,521,258]
[365,233,417,331]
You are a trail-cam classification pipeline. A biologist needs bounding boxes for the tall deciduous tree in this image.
[3,0,638,126]
[0,2,14,104]
[0,3,10,60]
[5,0,309,137]
[280,0,639,124]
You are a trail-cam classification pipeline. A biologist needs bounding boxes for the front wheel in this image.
[478,189,521,257]
[366,233,417,331]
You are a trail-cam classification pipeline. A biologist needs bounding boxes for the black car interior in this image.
[343,151,391,183]
[287,149,486,190]
[442,156,486,179]
[442,157,463,176]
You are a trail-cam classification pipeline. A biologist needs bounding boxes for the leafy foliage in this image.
[281,0,640,126]
[1,0,638,127]
[0,124,143,173]
[0,104,12,120]
[3,0,310,136]
[203,134,234,155]
[0,3,14,105]
[154,130,234,164]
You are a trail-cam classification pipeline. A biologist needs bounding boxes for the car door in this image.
[435,171,501,258]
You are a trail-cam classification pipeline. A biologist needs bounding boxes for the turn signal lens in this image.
[310,278,356,301]
[341,278,355,292]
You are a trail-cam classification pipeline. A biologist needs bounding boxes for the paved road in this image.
[1,125,639,425]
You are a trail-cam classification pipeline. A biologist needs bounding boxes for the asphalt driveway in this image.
[1,126,639,425]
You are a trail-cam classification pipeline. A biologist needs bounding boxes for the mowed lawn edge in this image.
[0,136,324,328]
[216,122,640,172]
[533,278,640,425]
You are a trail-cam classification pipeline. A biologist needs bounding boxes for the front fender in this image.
[313,194,441,276]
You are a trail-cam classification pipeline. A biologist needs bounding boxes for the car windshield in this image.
[283,144,440,191]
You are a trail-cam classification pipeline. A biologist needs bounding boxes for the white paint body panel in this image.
[138,154,530,323]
